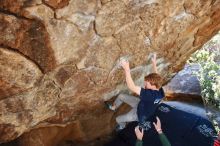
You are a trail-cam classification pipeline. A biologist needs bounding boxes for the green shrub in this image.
[189,34,220,133]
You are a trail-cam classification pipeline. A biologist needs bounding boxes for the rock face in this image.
[163,64,203,103]
[164,64,201,95]
[0,0,220,145]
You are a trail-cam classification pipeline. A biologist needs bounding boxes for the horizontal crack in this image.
[0,45,44,73]
[0,9,31,20]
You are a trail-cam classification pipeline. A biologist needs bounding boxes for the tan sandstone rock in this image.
[0,0,220,145]
[0,48,42,100]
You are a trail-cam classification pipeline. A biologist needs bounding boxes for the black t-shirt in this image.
[137,88,165,122]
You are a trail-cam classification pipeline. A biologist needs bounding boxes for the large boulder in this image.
[0,0,220,145]
[163,64,203,103]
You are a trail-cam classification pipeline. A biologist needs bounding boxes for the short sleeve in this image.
[159,88,165,97]
[140,88,145,99]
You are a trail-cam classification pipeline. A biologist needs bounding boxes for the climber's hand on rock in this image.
[120,59,130,72]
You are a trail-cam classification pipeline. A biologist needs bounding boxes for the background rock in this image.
[163,64,203,103]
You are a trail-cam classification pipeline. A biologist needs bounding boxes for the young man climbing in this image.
[106,54,165,131]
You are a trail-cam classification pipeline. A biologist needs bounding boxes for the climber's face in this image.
[144,81,152,89]
[144,80,157,90]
